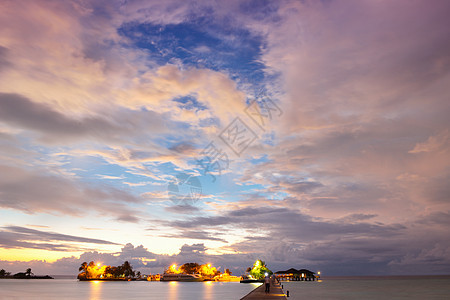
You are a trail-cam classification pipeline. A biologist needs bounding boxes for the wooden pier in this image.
[240,278,287,300]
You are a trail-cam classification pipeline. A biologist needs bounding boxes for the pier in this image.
[240,278,287,300]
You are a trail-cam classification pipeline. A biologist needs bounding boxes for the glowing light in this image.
[265,272,268,277]
[199,263,217,276]
[97,263,101,267]
[168,264,180,274]
[318,271,321,275]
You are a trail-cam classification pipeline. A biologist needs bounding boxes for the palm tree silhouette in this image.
[122,261,134,278]
[79,262,88,279]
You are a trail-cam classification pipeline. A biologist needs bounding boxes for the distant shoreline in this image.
[0,275,53,280]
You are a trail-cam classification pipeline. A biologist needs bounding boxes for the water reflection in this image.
[89,281,103,300]
[2,279,261,300]
[204,281,213,300]
[167,281,178,299]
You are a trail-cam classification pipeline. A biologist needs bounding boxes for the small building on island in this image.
[274,268,317,281]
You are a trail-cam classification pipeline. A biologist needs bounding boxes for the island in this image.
[78,261,137,281]
[0,268,53,279]
[240,259,273,283]
[77,261,241,282]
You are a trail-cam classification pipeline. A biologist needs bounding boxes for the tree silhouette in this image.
[78,262,88,279]
[121,261,135,277]
[179,263,200,274]
[25,268,33,277]
[77,260,138,280]
[104,266,112,278]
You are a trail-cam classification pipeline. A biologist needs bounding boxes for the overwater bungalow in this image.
[274,268,317,281]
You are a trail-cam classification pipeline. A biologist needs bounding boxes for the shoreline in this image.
[0,276,53,280]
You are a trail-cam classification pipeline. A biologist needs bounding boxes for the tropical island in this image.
[160,262,241,281]
[0,268,53,279]
[76,259,319,283]
[240,259,273,283]
[77,260,240,282]
[78,261,138,281]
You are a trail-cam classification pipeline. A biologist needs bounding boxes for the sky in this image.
[0,0,449,276]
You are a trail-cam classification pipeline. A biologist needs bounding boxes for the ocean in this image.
[0,279,261,300]
[280,276,450,300]
[1,276,449,299]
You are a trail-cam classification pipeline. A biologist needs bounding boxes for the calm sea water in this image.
[2,276,450,299]
[0,279,261,300]
[281,276,450,300]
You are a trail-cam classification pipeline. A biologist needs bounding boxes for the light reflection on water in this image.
[89,280,102,300]
[168,281,179,299]
[0,279,260,300]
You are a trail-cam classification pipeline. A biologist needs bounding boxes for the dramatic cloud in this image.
[0,93,122,142]
[0,0,449,276]
[0,226,118,251]
[159,230,227,243]
[0,164,142,222]
[167,205,406,243]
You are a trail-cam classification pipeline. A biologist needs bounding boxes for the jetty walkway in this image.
[240,278,287,300]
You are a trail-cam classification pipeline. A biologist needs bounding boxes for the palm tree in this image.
[25,268,33,277]
[122,261,134,278]
[104,266,112,278]
[180,263,200,274]
[0,269,9,277]
[111,266,120,278]
[79,262,88,279]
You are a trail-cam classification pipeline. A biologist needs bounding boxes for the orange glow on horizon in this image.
[0,248,81,263]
